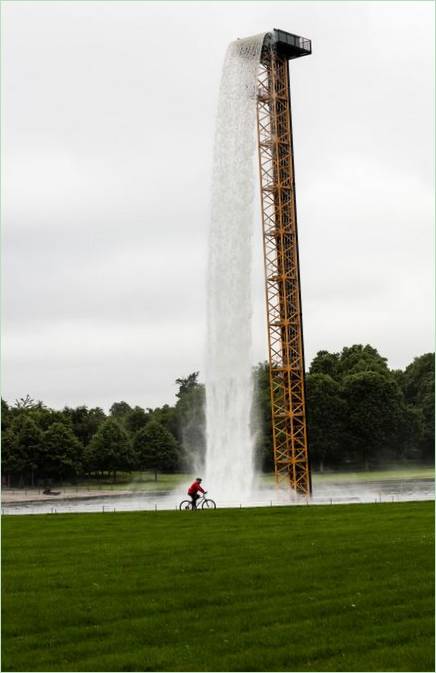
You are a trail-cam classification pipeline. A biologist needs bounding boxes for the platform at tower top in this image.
[272,29,311,59]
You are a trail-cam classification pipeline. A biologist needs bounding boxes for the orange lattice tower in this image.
[256,30,312,496]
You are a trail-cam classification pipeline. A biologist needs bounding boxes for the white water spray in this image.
[205,34,266,502]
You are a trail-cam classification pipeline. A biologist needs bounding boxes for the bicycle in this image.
[179,492,216,511]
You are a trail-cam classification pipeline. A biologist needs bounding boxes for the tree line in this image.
[254,346,434,473]
[1,373,203,487]
[1,345,434,486]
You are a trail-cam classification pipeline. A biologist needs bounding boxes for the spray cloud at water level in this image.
[205,33,266,502]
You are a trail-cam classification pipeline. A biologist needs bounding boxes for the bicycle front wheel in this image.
[179,500,193,511]
[202,499,216,510]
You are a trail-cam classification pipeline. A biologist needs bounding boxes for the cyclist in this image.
[187,477,206,510]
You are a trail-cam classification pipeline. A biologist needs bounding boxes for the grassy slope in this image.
[2,502,434,672]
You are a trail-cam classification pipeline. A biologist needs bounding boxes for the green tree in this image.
[125,406,150,435]
[310,345,389,380]
[109,401,133,423]
[1,398,11,432]
[342,371,404,469]
[394,404,424,463]
[12,415,43,486]
[305,373,346,471]
[133,421,180,481]
[338,345,389,377]
[63,406,106,446]
[401,353,434,462]
[147,405,178,441]
[1,427,22,486]
[41,423,83,481]
[14,394,38,410]
[86,418,134,481]
[175,373,200,398]
[30,407,72,432]
[175,375,205,471]
[309,351,340,378]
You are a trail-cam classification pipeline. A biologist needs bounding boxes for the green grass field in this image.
[2,502,434,672]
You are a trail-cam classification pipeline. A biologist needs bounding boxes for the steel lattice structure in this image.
[256,31,312,496]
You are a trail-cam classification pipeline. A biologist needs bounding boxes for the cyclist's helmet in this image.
[196,477,202,482]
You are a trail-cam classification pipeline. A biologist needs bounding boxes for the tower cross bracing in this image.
[256,30,312,496]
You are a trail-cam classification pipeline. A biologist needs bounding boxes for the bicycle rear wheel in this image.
[202,499,216,510]
[179,500,193,511]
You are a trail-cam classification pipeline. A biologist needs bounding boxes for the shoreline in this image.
[1,488,171,504]
[2,473,434,506]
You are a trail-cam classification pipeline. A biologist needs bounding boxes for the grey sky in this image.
[2,1,434,411]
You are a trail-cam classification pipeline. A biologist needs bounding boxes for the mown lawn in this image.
[2,502,434,672]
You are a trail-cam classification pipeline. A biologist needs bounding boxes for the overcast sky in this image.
[2,1,434,411]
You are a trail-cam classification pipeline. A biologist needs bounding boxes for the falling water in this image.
[205,33,266,502]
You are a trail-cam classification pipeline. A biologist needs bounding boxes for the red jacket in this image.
[188,481,205,495]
